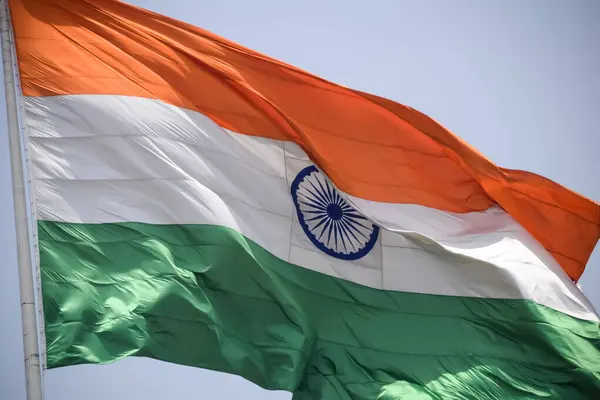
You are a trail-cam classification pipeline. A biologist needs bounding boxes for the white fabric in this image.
[24,94,598,321]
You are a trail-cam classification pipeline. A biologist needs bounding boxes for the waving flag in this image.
[9,0,600,398]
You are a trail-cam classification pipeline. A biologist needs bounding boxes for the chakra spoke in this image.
[333,221,347,253]
[326,218,334,246]
[339,218,360,250]
[342,214,371,229]
[301,190,329,210]
[299,199,327,211]
[312,215,330,231]
[306,178,331,208]
[306,213,329,223]
[336,220,353,252]
[331,220,339,251]
[341,216,370,239]
[315,175,333,204]
[341,203,354,212]
[325,179,337,206]
[301,209,329,215]
[318,218,333,241]
[333,187,343,207]
[341,212,368,220]
[300,187,329,209]
[312,218,331,241]
[337,191,346,207]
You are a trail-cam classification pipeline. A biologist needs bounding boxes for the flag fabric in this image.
[10,0,600,398]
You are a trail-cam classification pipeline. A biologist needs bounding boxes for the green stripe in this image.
[38,221,600,399]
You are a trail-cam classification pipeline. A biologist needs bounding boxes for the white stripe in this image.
[25,94,598,321]
[346,195,589,311]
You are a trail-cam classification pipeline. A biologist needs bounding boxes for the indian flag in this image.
[10,0,600,398]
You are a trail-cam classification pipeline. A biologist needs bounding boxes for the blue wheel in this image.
[290,165,379,260]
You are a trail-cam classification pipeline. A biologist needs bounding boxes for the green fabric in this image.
[38,221,600,399]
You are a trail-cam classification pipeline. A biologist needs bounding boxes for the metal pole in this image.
[0,0,44,399]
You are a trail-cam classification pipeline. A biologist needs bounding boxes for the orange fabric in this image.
[9,0,600,281]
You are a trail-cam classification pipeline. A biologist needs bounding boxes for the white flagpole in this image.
[0,1,44,399]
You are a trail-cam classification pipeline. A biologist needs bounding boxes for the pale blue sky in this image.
[1,1,598,399]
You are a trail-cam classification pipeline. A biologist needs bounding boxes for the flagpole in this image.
[0,1,44,399]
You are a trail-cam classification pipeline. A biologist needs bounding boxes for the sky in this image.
[1,0,598,399]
